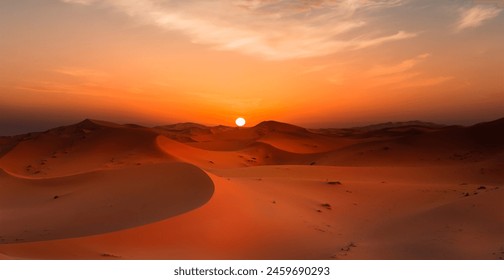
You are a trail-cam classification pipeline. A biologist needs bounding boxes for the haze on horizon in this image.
[1,0,503,135]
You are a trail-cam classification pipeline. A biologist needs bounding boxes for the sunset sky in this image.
[1,0,503,135]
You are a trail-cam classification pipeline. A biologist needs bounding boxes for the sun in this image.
[235,117,246,127]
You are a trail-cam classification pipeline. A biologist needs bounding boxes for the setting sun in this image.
[235,117,246,127]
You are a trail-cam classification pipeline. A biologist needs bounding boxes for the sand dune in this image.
[0,163,213,244]
[360,187,503,259]
[156,135,316,169]
[0,119,172,177]
[0,118,502,259]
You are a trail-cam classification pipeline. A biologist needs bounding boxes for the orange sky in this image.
[1,0,503,134]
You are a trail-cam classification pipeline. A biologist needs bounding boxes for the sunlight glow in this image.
[235,117,246,127]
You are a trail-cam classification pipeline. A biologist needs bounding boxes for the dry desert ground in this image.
[0,118,503,259]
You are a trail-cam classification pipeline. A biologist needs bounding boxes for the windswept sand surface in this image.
[0,118,503,259]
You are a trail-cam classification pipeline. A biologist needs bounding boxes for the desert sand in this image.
[0,118,502,259]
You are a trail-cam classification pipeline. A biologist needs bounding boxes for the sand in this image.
[0,118,502,259]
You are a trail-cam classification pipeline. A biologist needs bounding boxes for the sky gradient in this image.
[1,0,503,135]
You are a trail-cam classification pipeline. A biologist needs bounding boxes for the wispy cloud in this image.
[396,76,453,89]
[365,53,452,88]
[456,4,502,31]
[299,64,331,75]
[367,53,430,77]
[60,0,416,60]
[13,81,116,97]
[61,0,97,5]
[53,67,108,79]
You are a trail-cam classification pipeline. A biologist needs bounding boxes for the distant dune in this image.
[0,118,502,259]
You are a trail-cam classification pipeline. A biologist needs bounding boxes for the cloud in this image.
[299,64,331,75]
[365,53,452,88]
[12,81,115,97]
[60,0,416,60]
[396,76,453,89]
[53,67,108,79]
[61,0,98,5]
[327,74,344,85]
[456,5,502,31]
[367,53,430,77]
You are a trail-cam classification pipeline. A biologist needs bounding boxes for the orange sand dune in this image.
[0,119,171,177]
[0,163,213,243]
[359,187,504,259]
[0,118,502,259]
[156,135,317,169]
[158,120,362,153]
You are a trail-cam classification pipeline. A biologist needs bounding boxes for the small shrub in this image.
[321,203,332,210]
[327,181,341,185]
